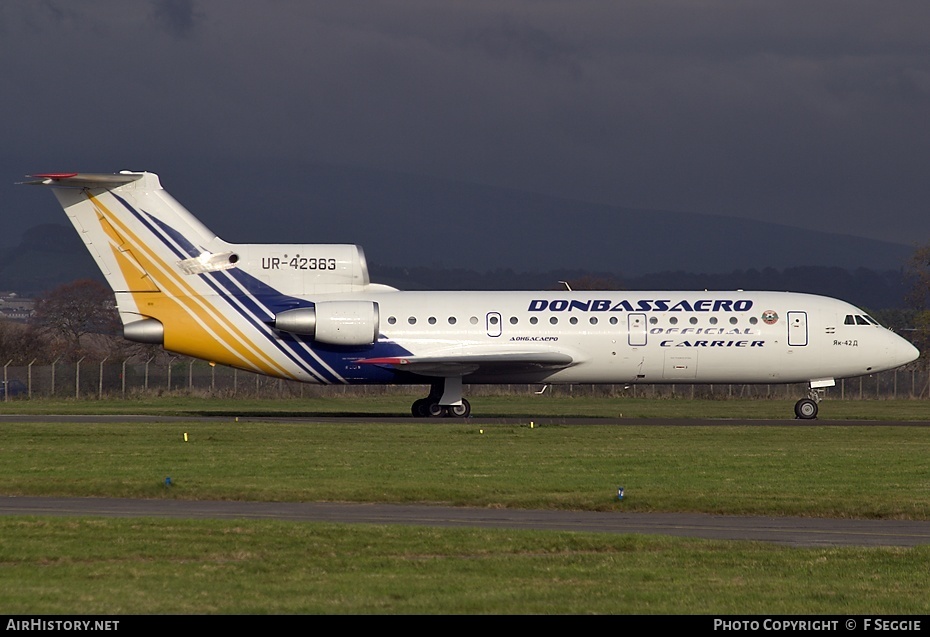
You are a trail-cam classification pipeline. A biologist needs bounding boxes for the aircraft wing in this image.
[357,351,575,378]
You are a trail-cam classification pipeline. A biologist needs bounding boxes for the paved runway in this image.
[3,496,929,548]
[2,414,929,427]
[3,414,928,548]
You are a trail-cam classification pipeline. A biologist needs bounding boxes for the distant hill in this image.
[0,224,105,296]
[370,264,912,310]
[164,163,915,277]
[0,222,912,309]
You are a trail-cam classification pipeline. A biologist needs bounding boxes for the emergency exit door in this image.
[787,311,808,347]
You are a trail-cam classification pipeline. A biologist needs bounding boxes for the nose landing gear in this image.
[794,397,819,419]
[795,383,829,419]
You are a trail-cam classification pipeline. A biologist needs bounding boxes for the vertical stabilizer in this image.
[25,171,373,381]
[25,171,236,346]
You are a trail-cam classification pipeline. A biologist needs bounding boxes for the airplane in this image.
[25,171,920,419]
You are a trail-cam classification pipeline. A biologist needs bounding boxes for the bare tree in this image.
[0,320,50,364]
[31,279,120,362]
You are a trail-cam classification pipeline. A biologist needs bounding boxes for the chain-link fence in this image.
[1,359,928,402]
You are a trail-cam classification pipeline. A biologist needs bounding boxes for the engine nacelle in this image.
[123,318,165,345]
[274,301,379,346]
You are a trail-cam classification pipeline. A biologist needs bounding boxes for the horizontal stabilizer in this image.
[22,172,144,189]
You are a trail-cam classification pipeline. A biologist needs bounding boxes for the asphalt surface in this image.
[3,496,930,547]
[3,414,929,548]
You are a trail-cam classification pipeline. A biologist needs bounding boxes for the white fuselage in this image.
[329,289,917,386]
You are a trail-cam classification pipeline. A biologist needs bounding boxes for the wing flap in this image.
[358,352,574,378]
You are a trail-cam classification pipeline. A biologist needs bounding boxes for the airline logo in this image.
[528,299,754,312]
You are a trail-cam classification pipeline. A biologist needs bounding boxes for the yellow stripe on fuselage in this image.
[87,193,296,378]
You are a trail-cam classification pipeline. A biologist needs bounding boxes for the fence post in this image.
[167,357,175,391]
[75,357,85,399]
[188,360,194,391]
[122,359,128,397]
[98,357,108,400]
[144,357,153,392]
[51,358,59,396]
[27,358,36,399]
[3,360,10,402]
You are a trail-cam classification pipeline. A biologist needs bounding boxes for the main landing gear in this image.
[411,378,471,418]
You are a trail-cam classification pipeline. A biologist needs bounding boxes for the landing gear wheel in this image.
[412,399,429,418]
[426,402,445,417]
[446,399,471,418]
[794,398,818,420]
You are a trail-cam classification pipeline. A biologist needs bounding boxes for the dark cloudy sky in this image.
[3,0,930,249]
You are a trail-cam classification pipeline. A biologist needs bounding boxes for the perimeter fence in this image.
[0,359,928,402]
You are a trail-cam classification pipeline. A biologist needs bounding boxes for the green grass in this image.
[2,420,930,518]
[2,518,929,614]
[1,397,930,614]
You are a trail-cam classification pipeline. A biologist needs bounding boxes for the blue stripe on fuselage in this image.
[111,194,413,383]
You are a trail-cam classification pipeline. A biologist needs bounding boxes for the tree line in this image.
[0,279,157,365]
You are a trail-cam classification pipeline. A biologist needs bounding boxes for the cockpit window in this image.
[845,314,882,326]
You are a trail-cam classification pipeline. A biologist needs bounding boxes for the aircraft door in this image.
[787,311,808,346]
[628,313,647,346]
[486,312,502,338]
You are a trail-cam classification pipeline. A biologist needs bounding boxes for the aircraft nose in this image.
[892,334,920,368]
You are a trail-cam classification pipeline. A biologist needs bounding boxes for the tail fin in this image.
[26,171,218,297]
[25,171,382,379]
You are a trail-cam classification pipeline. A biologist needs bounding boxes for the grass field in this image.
[1,395,929,614]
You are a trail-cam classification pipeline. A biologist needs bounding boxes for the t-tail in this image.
[25,171,388,381]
